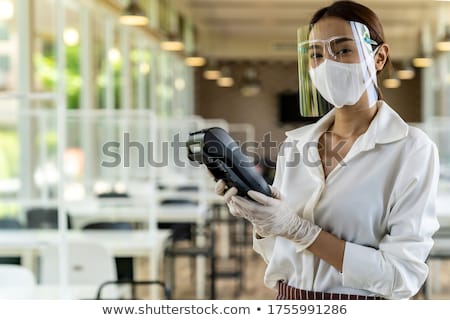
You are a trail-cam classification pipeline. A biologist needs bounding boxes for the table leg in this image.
[21,251,35,275]
[150,245,159,299]
[433,260,441,293]
[196,222,206,299]
[218,205,230,259]
[424,260,431,299]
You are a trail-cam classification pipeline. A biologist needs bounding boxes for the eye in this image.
[335,48,353,56]
[308,48,323,59]
[334,47,353,57]
[330,38,357,57]
[310,52,323,59]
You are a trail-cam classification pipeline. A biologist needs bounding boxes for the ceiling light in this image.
[185,28,205,67]
[382,78,401,89]
[119,0,148,26]
[203,70,221,80]
[240,67,262,97]
[217,77,234,87]
[396,69,415,80]
[203,62,221,80]
[414,26,434,68]
[217,67,234,87]
[160,34,184,51]
[436,41,450,51]
[436,30,450,52]
[396,61,415,80]
[412,57,433,68]
[185,55,206,67]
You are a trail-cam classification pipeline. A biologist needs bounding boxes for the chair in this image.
[0,218,22,229]
[0,218,22,265]
[96,280,171,300]
[164,213,246,299]
[40,240,120,299]
[158,199,198,241]
[211,213,246,298]
[176,185,199,192]
[92,191,134,286]
[0,265,36,299]
[26,208,72,229]
[158,198,199,289]
[97,191,129,198]
[40,240,170,300]
[83,222,135,297]
[164,220,217,299]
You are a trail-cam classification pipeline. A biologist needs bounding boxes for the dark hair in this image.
[310,1,385,45]
[310,0,389,95]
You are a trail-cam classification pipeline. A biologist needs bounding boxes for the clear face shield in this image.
[297,20,380,117]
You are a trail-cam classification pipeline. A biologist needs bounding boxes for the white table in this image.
[0,285,98,300]
[66,201,211,227]
[65,201,211,299]
[0,229,171,299]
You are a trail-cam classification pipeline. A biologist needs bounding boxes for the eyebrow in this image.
[308,44,323,51]
[331,37,354,45]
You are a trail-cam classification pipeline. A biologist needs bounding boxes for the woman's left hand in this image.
[231,187,322,250]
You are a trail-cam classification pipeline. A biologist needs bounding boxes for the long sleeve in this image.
[342,141,440,299]
[252,138,290,263]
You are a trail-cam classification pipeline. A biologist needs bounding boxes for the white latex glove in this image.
[214,179,274,238]
[230,187,322,251]
[214,179,239,216]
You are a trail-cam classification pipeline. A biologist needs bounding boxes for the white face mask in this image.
[308,58,377,108]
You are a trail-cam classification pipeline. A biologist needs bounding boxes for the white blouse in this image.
[253,101,440,299]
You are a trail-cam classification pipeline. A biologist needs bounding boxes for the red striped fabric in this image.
[276,281,384,300]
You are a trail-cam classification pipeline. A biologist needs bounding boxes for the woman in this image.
[215,0,439,300]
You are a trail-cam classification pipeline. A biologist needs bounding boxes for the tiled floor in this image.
[136,227,450,300]
[424,259,450,300]
[168,246,275,300]
[134,228,276,300]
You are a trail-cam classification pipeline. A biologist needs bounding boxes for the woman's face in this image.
[306,17,368,68]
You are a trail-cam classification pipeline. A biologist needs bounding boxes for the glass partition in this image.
[0,0,196,300]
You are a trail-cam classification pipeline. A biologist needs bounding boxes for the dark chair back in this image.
[158,199,198,241]
[0,218,22,265]
[83,222,132,230]
[176,185,199,192]
[0,218,22,229]
[159,199,198,205]
[97,192,129,198]
[26,208,72,229]
[82,222,134,283]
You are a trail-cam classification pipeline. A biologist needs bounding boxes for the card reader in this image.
[186,127,272,198]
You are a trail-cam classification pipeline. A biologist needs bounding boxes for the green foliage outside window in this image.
[0,130,19,218]
[34,45,81,109]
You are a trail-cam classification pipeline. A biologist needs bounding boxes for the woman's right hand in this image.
[214,179,239,216]
[214,179,272,239]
